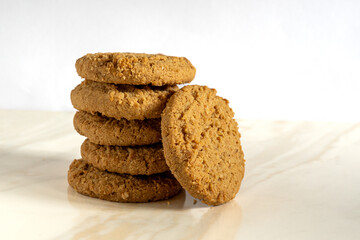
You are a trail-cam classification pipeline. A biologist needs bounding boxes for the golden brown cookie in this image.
[75,52,196,86]
[161,85,245,206]
[81,139,169,175]
[73,111,161,146]
[71,80,178,120]
[68,159,182,203]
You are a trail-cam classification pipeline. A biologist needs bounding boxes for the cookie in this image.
[73,111,161,146]
[75,52,196,86]
[68,159,182,203]
[81,139,169,175]
[71,80,178,120]
[161,85,245,206]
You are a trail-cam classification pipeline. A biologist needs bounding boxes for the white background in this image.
[0,0,359,121]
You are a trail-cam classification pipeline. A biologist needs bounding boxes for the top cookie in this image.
[161,85,245,206]
[75,53,196,86]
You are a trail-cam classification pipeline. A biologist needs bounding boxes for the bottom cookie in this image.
[68,159,182,203]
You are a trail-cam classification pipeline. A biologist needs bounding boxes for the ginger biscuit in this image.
[81,139,169,175]
[68,159,182,203]
[75,52,196,86]
[73,111,161,146]
[71,80,178,120]
[161,85,245,206]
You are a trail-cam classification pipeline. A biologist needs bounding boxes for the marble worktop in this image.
[0,110,359,240]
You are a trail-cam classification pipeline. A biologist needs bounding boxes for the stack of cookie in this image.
[68,53,196,202]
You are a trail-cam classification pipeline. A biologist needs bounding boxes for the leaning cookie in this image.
[161,85,245,206]
[71,80,178,120]
[81,139,169,175]
[75,52,196,86]
[68,159,182,203]
[73,111,161,146]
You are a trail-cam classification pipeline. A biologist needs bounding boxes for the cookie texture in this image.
[68,159,182,203]
[71,80,178,120]
[73,111,161,146]
[161,85,245,206]
[81,139,169,175]
[75,52,196,86]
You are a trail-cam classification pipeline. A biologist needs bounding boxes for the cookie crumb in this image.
[193,199,197,204]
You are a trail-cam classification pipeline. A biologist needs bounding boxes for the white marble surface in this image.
[1,110,359,240]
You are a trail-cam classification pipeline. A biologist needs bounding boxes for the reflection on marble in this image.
[0,110,359,240]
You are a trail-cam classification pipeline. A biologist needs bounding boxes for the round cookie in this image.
[161,85,245,206]
[81,139,169,175]
[68,159,182,203]
[75,52,196,86]
[73,111,161,146]
[71,80,178,120]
